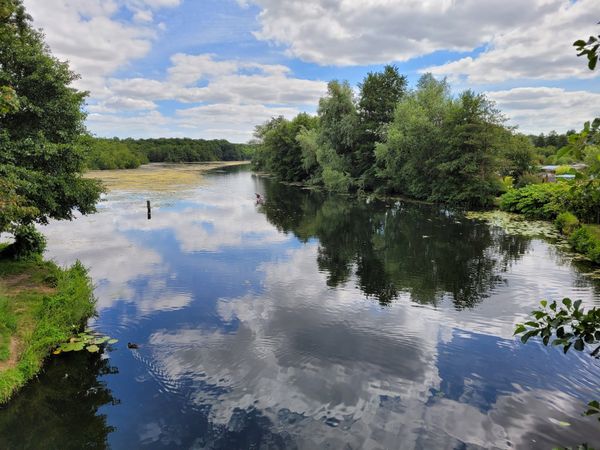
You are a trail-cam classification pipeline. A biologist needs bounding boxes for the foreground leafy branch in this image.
[574,33,600,70]
[515,299,600,422]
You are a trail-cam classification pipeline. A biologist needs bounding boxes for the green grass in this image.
[0,255,96,403]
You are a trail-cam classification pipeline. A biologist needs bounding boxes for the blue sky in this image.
[24,0,600,142]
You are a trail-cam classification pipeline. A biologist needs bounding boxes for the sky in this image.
[23,0,600,142]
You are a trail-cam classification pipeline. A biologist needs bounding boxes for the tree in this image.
[354,66,407,180]
[252,114,318,182]
[313,80,359,192]
[0,0,102,255]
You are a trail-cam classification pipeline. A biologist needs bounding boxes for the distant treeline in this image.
[82,136,255,170]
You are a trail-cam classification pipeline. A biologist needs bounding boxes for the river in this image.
[1,164,599,449]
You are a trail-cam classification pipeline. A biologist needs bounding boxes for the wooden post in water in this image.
[147,200,151,220]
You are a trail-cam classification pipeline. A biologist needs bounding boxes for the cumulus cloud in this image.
[487,87,600,134]
[243,0,572,67]
[22,0,176,94]
[428,0,600,83]
[88,54,324,140]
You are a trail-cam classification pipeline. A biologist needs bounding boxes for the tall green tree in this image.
[0,0,102,254]
[375,75,504,206]
[354,66,407,181]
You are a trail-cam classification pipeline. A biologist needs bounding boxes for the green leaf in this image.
[540,300,548,308]
[574,339,585,351]
[86,344,100,353]
[562,298,572,308]
[514,324,527,335]
[107,339,118,345]
[573,300,582,311]
[521,330,538,344]
[574,39,587,47]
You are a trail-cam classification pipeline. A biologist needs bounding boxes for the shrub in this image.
[9,225,46,260]
[555,212,579,235]
[569,226,600,264]
[500,180,600,223]
[499,183,567,219]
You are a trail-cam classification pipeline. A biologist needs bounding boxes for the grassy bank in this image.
[0,251,95,403]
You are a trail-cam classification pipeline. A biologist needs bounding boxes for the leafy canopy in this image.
[0,0,102,247]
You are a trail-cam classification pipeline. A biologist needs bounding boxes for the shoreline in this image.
[0,254,96,404]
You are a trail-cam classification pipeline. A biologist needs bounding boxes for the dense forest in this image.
[252,66,598,207]
[83,137,255,170]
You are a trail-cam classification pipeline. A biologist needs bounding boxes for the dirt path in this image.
[0,337,19,371]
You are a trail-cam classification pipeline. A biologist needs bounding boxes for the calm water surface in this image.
[1,164,600,449]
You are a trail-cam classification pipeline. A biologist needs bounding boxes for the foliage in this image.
[0,0,102,244]
[515,299,600,426]
[515,172,541,188]
[500,181,600,223]
[375,76,509,206]
[500,176,514,192]
[556,165,576,175]
[0,257,96,403]
[252,114,318,182]
[563,119,600,161]
[515,299,600,356]
[0,85,18,116]
[499,133,536,181]
[250,69,568,207]
[354,65,407,178]
[584,145,600,176]
[574,34,600,70]
[569,225,600,264]
[125,137,253,163]
[555,212,579,235]
[53,330,117,354]
[7,224,46,259]
[83,136,147,170]
[83,136,253,170]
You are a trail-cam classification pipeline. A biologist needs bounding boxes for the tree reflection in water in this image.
[0,351,118,450]
[258,177,530,307]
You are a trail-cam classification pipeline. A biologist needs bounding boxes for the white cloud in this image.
[89,53,325,140]
[87,97,158,113]
[22,0,175,95]
[243,0,572,67]
[486,87,600,133]
[428,0,600,83]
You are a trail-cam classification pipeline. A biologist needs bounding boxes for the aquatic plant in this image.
[53,330,117,354]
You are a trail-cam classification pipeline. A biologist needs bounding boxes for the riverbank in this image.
[0,251,95,403]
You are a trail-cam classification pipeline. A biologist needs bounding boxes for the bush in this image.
[555,212,579,235]
[499,183,567,219]
[9,225,46,260]
[569,226,600,264]
[500,180,600,223]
